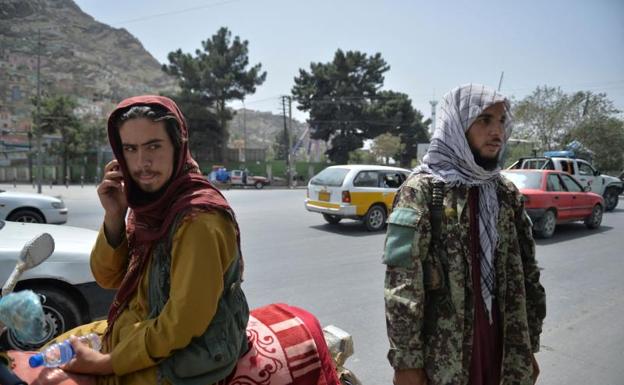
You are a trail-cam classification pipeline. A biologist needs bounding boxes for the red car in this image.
[502,170,604,238]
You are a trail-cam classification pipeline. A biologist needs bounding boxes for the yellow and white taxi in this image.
[305,165,411,231]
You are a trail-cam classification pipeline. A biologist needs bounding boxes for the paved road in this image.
[3,184,624,384]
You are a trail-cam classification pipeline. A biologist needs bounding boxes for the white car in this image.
[0,189,68,224]
[0,219,116,350]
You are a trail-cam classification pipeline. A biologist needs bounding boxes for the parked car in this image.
[0,219,116,349]
[502,170,604,238]
[0,189,68,224]
[507,153,623,211]
[229,169,270,189]
[305,165,411,231]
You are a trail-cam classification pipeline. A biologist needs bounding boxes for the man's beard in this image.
[472,149,500,171]
[131,175,173,205]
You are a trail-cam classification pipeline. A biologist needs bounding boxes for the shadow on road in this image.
[535,224,614,245]
[308,222,385,237]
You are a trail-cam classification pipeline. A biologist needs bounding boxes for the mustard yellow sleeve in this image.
[90,226,129,289]
[110,212,238,375]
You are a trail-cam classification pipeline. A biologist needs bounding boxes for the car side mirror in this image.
[583,185,591,192]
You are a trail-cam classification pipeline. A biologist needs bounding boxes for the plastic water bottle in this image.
[29,333,102,368]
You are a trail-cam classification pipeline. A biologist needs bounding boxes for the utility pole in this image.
[242,99,246,163]
[429,100,438,135]
[95,124,103,184]
[497,71,504,91]
[582,92,591,117]
[281,95,292,188]
[35,29,43,194]
[28,131,32,184]
[288,96,294,189]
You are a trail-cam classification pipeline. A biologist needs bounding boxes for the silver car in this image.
[0,189,68,224]
[0,219,116,349]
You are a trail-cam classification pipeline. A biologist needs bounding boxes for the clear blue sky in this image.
[74,0,624,122]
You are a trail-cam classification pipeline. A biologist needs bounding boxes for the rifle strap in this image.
[430,181,445,244]
[422,180,448,292]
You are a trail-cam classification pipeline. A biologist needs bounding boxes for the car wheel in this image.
[7,209,45,223]
[364,204,387,232]
[603,188,618,211]
[536,210,556,239]
[1,287,84,350]
[255,181,264,189]
[322,213,342,224]
[584,204,603,229]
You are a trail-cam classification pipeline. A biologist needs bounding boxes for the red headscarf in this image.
[104,95,240,335]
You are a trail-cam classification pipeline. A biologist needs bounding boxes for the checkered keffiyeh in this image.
[414,84,512,322]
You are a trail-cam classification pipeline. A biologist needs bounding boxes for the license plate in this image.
[318,191,330,201]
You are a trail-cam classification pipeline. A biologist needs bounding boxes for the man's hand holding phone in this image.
[97,160,128,247]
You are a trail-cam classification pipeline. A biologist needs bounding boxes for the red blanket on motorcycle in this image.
[5,304,340,385]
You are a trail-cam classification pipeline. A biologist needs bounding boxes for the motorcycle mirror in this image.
[323,325,354,367]
[19,233,54,270]
[2,233,54,296]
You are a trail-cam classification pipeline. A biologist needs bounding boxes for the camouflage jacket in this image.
[383,173,546,385]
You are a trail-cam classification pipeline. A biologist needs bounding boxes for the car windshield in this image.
[310,168,350,187]
[502,171,542,190]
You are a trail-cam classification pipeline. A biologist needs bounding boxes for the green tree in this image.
[348,148,377,164]
[84,117,107,145]
[565,118,624,172]
[503,139,540,167]
[513,86,577,150]
[272,129,289,161]
[82,116,108,182]
[292,49,390,163]
[370,133,402,165]
[162,27,267,162]
[165,90,221,164]
[370,91,429,167]
[33,95,83,182]
[396,117,430,168]
[513,86,621,151]
[567,91,620,126]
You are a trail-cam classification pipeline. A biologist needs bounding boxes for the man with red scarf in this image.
[61,95,249,385]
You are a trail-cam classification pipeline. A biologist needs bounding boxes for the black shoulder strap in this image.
[430,181,445,244]
[423,180,447,293]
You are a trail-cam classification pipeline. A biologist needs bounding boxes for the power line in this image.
[309,119,412,125]
[111,0,244,25]
[502,79,624,93]
[233,95,282,106]
[400,80,624,104]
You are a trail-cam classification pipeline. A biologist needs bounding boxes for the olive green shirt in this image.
[383,173,546,385]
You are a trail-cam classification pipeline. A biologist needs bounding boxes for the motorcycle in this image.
[0,233,360,385]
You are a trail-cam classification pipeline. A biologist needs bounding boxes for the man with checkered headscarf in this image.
[383,84,546,385]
